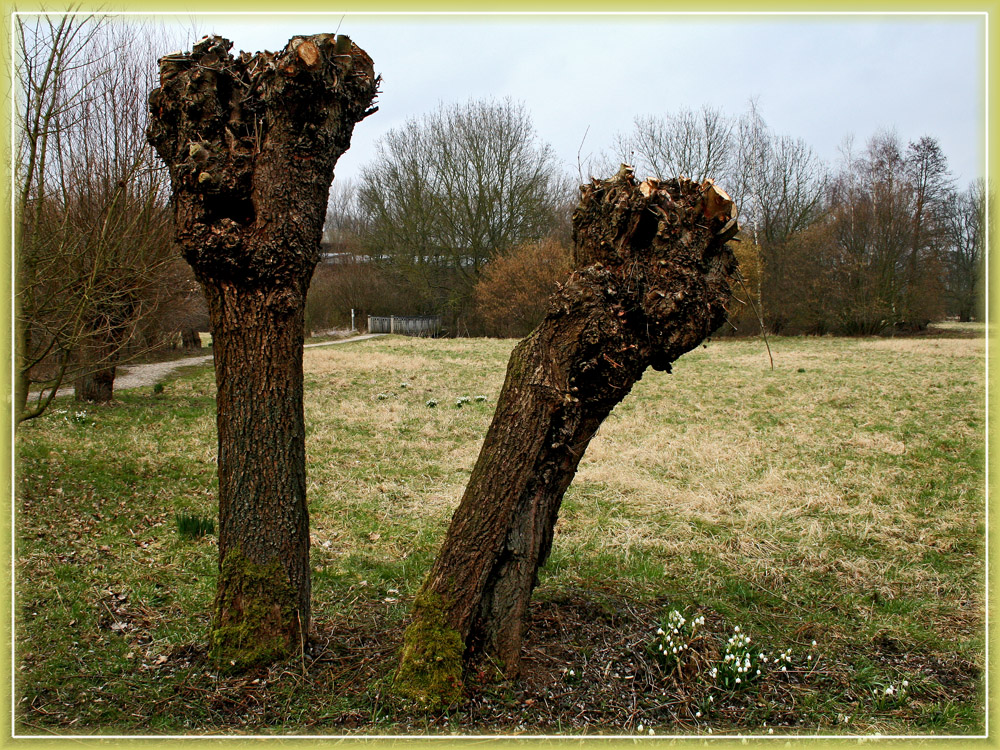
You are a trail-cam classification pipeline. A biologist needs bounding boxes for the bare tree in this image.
[613,105,735,184]
[728,103,825,330]
[15,16,180,418]
[942,179,987,321]
[901,136,952,324]
[16,14,107,420]
[356,98,567,329]
[820,130,948,334]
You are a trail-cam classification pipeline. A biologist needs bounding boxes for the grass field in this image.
[13,325,986,736]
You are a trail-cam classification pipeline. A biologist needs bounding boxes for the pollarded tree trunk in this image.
[147,34,378,670]
[396,166,739,705]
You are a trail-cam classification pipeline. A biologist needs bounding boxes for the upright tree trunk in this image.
[206,279,312,664]
[74,329,125,403]
[74,366,115,403]
[147,34,378,669]
[181,327,201,349]
[396,166,739,705]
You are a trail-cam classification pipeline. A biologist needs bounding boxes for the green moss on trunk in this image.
[210,550,300,672]
[394,590,464,708]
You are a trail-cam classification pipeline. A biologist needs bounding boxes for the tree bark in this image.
[74,326,127,403]
[147,34,378,669]
[396,166,739,705]
[74,366,115,403]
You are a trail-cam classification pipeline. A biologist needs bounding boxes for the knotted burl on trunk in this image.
[148,33,378,288]
[396,165,739,706]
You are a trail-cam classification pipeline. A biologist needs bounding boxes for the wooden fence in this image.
[368,315,442,337]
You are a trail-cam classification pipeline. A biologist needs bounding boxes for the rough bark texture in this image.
[147,34,378,669]
[397,166,738,705]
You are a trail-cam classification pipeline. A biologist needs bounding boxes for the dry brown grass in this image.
[14,327,985,734]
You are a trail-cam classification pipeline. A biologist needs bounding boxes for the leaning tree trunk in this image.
[147,34,378,670]
[396,166,739,705]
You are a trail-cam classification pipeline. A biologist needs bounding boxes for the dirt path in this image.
[51,333,386,398]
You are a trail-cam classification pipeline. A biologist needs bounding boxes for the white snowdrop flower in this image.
[734,626,740,632]
[768,728,774,735]
[672,647,677,654]
[735,678,741,684]
[807,655,812,661]
[637,724,643,732]
[649,728,655,736]
[902,680,909,687]
[696,711,702,718]
[885,686,894,695]
[569,670,575,676]
[658,644,663,651]
[756,670,761,676]
[811,640,817,647]
[657,628,664,635]
[709,696,714,702]
[707,728,713,734]
[781,666,787,672]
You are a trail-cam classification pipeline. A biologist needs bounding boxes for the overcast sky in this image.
[168,13,986,189]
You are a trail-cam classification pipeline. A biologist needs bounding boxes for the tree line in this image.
[14,18,988,424]
[318,100,987,339]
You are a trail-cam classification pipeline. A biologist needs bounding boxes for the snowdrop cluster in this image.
[652,609,705,671]
[775,646,795,672]
[561,666,579,684]
[650,608,824,699]
[425,398,438,408]
[873,680,910,710]
[455,396,472,407]
[712,626,766,689]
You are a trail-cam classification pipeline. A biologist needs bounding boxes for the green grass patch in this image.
[14,330,985,735]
